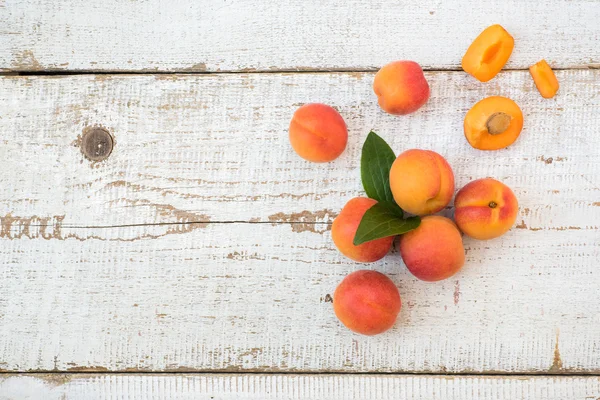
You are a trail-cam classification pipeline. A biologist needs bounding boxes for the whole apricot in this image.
[333,270,401,335]
[464,96,523,150]
[373,61,430,115]
[332,197,394,262]
[399,216,465,281]
[454,178,518,240]
[389,149,455,215]
[288,103,348,162]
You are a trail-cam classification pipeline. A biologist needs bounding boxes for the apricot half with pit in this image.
[464,96,523,150]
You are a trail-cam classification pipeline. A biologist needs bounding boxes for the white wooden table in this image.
[1,1,599,399]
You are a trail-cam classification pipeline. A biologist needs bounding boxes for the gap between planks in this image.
[1,371,600,377]
[2,65,600,76]
[4,220,329,229]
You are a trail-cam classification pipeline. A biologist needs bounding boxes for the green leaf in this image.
[353,202,420,245]
[361,131,396,203]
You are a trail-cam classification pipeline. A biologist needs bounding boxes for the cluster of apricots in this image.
[288,25,559,336]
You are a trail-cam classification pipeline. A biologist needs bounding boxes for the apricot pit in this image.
[486,112,512,135]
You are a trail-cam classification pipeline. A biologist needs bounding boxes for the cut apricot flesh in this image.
[464,96,523,150]
[462,25,514,82]
[529,59,559,98]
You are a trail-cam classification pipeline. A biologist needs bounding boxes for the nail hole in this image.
[81,128,114,161]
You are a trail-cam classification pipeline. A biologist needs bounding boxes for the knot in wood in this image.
[81,128,114,161]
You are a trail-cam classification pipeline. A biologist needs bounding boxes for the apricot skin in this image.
[333,270,401,335]
[454,178,518,240]
[373,61,430,115]
[389,150,455,216]
[399,216,465,282]
[289,103,348,162]
[332,197,394,262]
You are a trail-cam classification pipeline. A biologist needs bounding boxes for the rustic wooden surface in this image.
[1,374,600,400]
[1,0,600,72]
[0,71,598,229]
[1,0,600,398]
[0,71,598,376]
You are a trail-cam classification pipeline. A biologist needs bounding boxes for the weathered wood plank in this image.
[1,374,600,400]
[0,71,598,234]
[0,223,598,372]
[1,71,599,373]
[1,0,599,72]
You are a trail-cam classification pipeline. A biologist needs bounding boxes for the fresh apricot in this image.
[389,149,455,216]
[529,59,559,99]
[399,216,465,281]
[332,197,394,262]
[462,24,514,82]
[288,103,348,162]
[464,96,523,150]
[454,178,518,240]
[373,61,430,115]
[333,270,401,335]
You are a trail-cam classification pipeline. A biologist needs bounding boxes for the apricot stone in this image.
[333,270,401,335]
[389,149,455,216]
[454,178,518,240]
[289,103,348,162]
[399,216,465,281]
[373,61,430,115]
[332,197,394,262]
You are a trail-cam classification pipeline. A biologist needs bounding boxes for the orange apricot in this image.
[399,216,465,282]
[373,61,430,115]
[454,178,519,240]
[289,103,348,162]
[333,270,401,335]
[389,149,455,216]
[529,59,559,99]
[332,197,394,262]
[462,24,514,82]
[464,96,523,150]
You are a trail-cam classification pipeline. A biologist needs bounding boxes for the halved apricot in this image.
[464,96,523,150]
[462,25,514,82]
[529,59,559,99]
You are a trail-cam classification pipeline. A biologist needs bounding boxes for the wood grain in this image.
[0,223,598,372]
[0,71,599,373]
[1,374,600,400]
[1,0,600,72]
[0,71,598,232]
